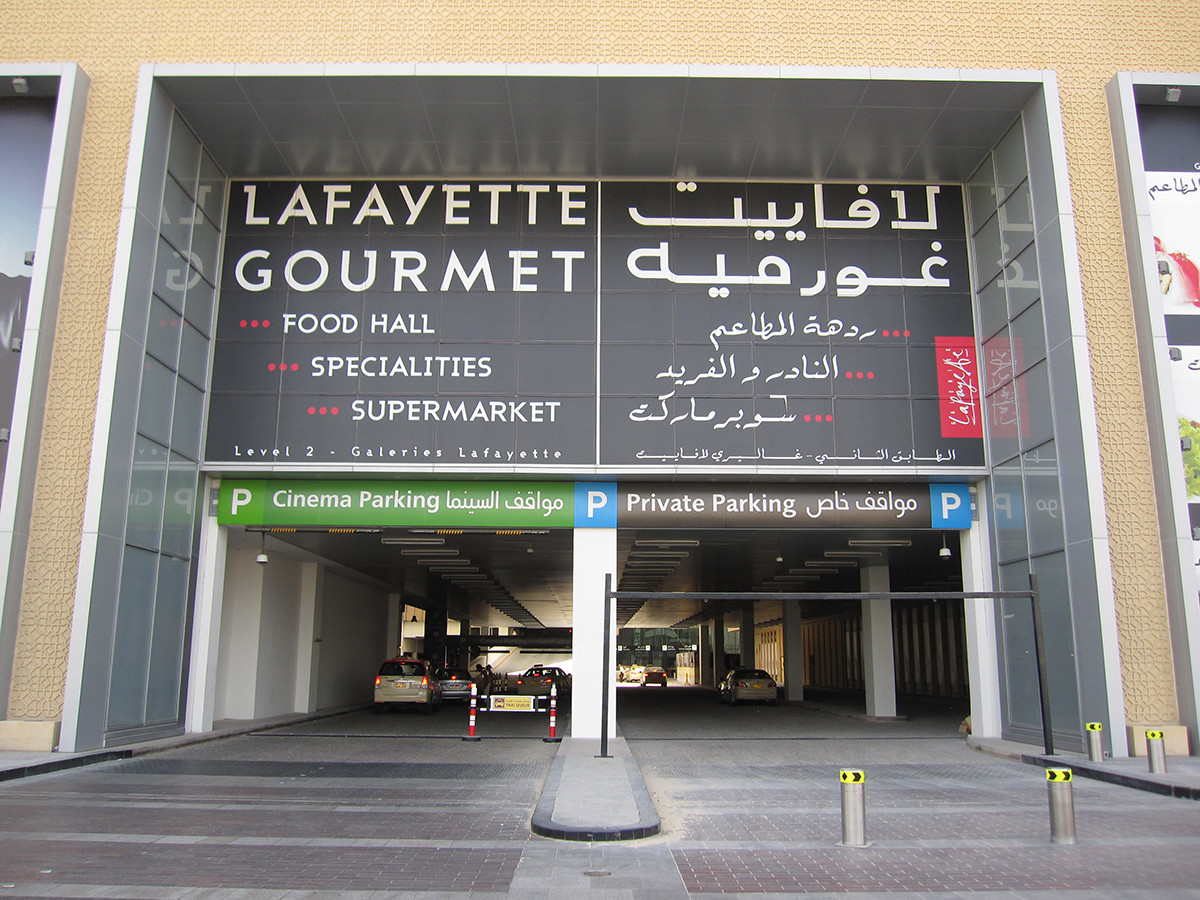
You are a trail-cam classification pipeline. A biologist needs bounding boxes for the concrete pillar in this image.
[572,527,617,739]
[960,516,1003,741]
[783,600,805,702]
[713,613,727,684]
[861,565,897,719]
[184,505,228,735]
[294,563,322,713]
[698,620,713,686]
[740,606,756,668]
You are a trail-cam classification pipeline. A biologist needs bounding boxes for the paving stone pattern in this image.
[2,693,1200,897]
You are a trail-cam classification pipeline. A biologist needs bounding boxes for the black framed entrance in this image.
[598,575,1051,757]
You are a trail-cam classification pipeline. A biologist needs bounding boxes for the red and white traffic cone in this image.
[544,683,561,742]
[463,682,481,741]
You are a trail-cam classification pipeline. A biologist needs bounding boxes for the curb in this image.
[0,749,132,783]
[1021,752,1200,801]
[531,747,661,841]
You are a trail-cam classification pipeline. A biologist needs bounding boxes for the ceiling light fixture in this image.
[847,539,912,547]
[380,537,445,546]
[824,550,882,558]
[400,548,458,556]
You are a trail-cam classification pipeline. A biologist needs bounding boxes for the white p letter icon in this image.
[587,490,609,518]
[231,488,253,515]
[941,491,962,520]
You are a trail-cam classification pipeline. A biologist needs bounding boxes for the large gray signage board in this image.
[206,181,983,469]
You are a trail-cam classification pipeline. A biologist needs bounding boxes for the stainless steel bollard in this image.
[1146,730,1167,774]
[1085,722,1104,762]
[839,769,867,847]
[1046,768,1076,844]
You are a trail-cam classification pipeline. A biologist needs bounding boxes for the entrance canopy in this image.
[221,478,974,630]
[156,66,1038,182]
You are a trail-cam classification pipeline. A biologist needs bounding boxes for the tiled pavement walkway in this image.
[2,689,1200,898]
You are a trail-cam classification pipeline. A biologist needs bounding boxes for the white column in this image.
[961,512,1004,739]
[184,501,228,734]
[294,563,321,714]
[783,600,805,702]
[861,565,897,718]
[572,527,617,739]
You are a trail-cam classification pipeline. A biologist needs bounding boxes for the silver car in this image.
[374,658,442,713]
[438,666,475,703]
[718,668,778,705]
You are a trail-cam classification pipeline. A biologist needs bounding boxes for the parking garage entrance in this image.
[194,477,1000,746]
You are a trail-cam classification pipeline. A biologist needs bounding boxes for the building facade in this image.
[0,2,1197,757]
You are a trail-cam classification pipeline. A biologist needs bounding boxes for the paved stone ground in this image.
[2,688,1200,898]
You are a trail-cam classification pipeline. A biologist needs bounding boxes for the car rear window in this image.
[379,660,425,676]
[735,669,772,679]
[442,669,471,680]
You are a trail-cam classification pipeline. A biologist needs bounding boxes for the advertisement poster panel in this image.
[1146,169,1200,573]
[206,181,984,470]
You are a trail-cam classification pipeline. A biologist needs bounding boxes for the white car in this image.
[718,668,777,705]
[374,658,442,713]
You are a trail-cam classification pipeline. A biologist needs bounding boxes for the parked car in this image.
[374,657,442,713]
[514,665,572,696]
[438,666,475,703]
[718,668,777,705]
[640,666,668,686]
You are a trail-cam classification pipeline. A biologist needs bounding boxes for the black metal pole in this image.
[598,572,612,758]
[1028,574,1054,756]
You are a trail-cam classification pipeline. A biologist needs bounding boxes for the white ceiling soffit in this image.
[156,68,1040,182]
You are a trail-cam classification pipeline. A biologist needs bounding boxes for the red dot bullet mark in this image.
[307,406,339,416]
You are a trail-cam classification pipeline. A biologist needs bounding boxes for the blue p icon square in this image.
[575,483,617,527]
[930,485,971,529]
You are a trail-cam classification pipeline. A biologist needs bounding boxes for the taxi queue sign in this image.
[1146,729,1167,774]
[462,686,557,741]
[839,769,868,848]
[1046,768,1076,844]
[1085,722,1104,762]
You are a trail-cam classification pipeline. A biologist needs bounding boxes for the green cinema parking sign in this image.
[219,480,576,528]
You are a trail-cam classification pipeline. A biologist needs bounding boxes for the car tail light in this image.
[374,676,381,686]
[769,681,777,688]
[516,678,524,685]
[421,675,429,686]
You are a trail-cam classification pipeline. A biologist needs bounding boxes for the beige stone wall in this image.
[2,1,1197,723]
